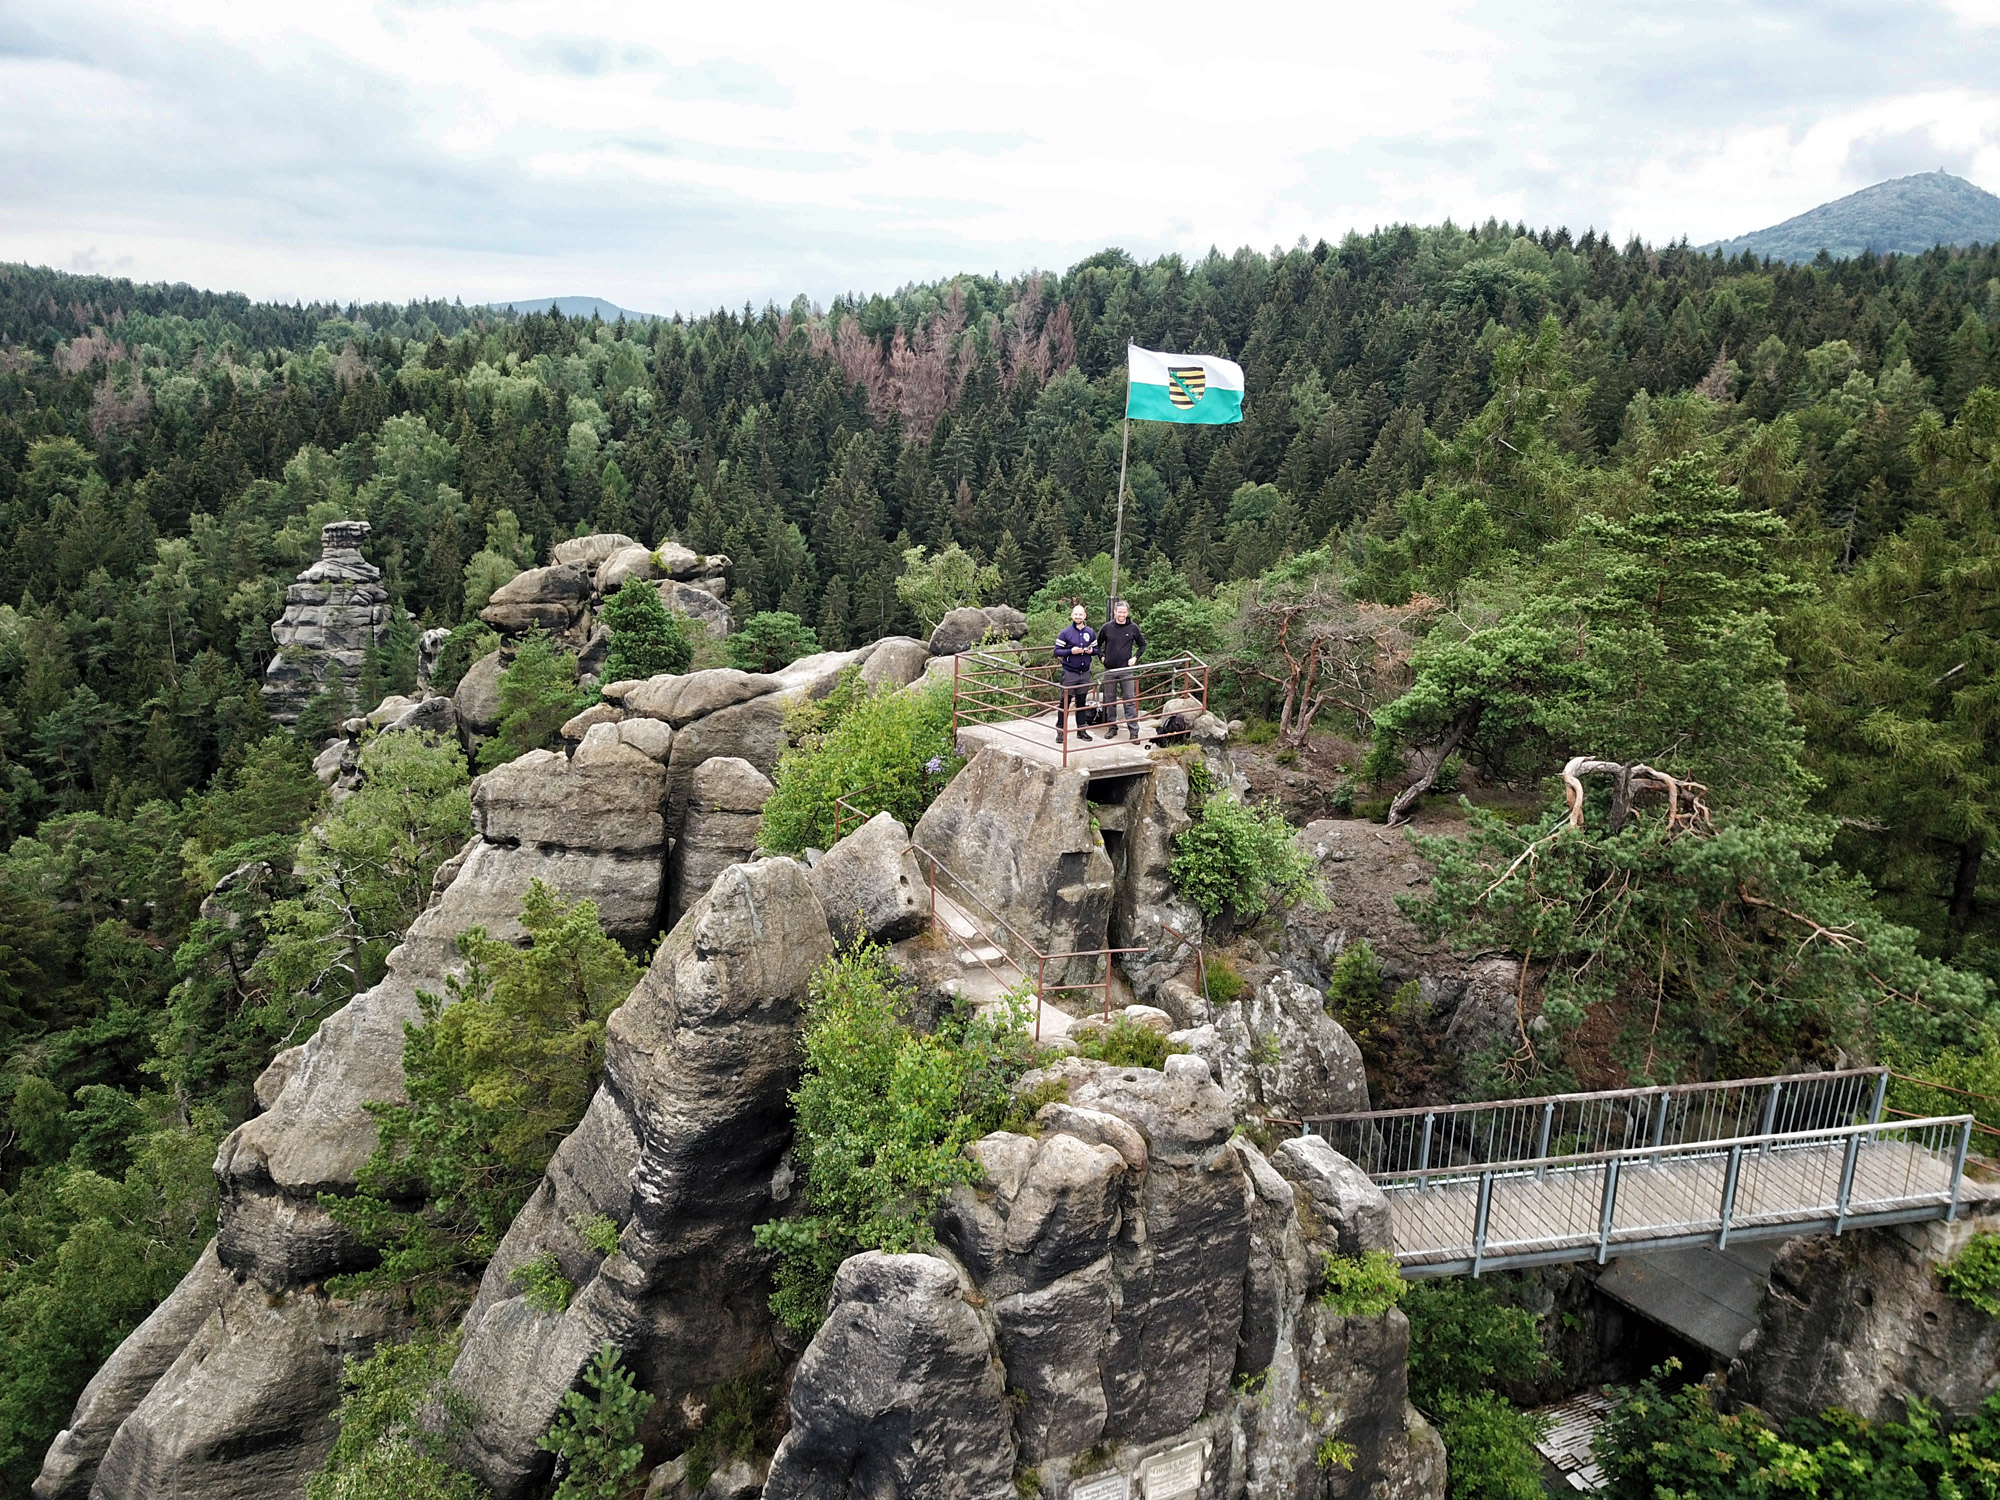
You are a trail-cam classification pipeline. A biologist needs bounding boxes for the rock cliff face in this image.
[1731,1211,2000,1424]
[766,1056,1439,1500]
[46,634,1434,1500]
[261,520,394,724]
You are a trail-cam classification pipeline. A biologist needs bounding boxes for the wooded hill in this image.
[2,225,1999,1488]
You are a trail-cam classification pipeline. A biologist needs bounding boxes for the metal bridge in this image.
[1298,1068,1978,1277]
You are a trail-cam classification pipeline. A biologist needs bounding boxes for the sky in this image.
[4,0,2000,316]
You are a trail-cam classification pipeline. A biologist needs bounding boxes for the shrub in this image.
[1169,795,1321,921]
[760,680,958,855]
[307,1333,484,1500]
[1241,718,1278,745]
[476,631,586,771]
[1434,1391,1548,1500]
[539,1343,652,1500]
[896,543,999,633]
[1596,1364,2000,1500]
[1327,939,1392,1048]
[728,611,818,674]
[1319,1250,1407,1316]
[508,1252,572,1314]
[1202,953,1249,1008]
[571,1213,620,1255]
[325,882,642,1307]
[599,578,691,681]
[1940,1230,2000,1316]
[680,1367,781,1494]
[428,621,499,699]
[753,946,1034,1336]
[1075,1016,1186,1070]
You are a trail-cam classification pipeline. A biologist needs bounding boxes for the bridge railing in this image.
[1375,1113,1975,1277]
[951,647,1211,766]
[1295,1067,1891,1180]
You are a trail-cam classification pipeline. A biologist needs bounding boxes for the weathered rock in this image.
[660,580,733,637]
[1203,971,1370,1122]
[771,648,873,701]
[762,1253,1017,1500]
[32,1242,234,1500]
[1106,760,1204,1000]
[562,701,625,741]
[473,745,665,854]
[671,756,774,919]
[595,543,660,592]
[1275,1135,1392,1258]
[381,694,458,738]
[416,624,451,692]
[449,859,834,1497]
[650,541,710,580]
[857,635,931,690]
[622,669,780,728]
[365,693,418,727]
[807,811,927,948]
[481,563,592,635]
[455,650,505,735]
[664,693,789,832]
[85,1278,399,1500]
[912,747,1113,983]
[261,521,394,724]
[928,604,1028,655]
[1732,1212,2000,1423]
[552,532,639,570]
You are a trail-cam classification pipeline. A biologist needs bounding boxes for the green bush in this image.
[1240,718,1278,745]
[1327,939,1392,1048]
[1075,1015,1186,1070]
[476,632,586,771]
[753,947,1034,1336]
[1940,1230,2000,1316]
[1434,1391,1548,1500]
[1202,953,1248,1008]
[760,680,958,855]
[307,1333,485,1500]
[1596,1364,2000,1500]
[599,578,692,681]
[1169,795,1321,921]
[1402,1278,1552,1500]
[429,621,500,699]
[680,1367,781,1494]
[538,1343,652,1500]
[508,1252,572,1314]
[1319,1250,1407,1317]
[326,882,642,1308]
[727,611,818,674]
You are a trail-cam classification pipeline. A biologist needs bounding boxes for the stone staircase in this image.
[930,889,1078,1039]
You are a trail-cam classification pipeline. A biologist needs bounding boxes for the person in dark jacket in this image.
[1097,599,1146,741]
[1053,604,1097,743]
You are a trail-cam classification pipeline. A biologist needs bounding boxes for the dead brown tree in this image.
[1232,570,1434,749]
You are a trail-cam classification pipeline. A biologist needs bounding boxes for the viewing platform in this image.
[948,646,1211,776]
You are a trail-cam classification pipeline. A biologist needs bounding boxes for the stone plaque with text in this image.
[1139,1441,1206,1499]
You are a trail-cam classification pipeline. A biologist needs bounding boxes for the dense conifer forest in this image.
[2,223,2000,1488]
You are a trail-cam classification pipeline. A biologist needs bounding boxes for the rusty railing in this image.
[950,648,1211,768]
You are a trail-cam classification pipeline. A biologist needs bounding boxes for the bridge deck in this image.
[1386,1132,1962,1276]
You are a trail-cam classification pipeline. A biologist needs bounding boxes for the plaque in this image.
[1068,1475,1130,1500]
[1139,1440,1206,1499]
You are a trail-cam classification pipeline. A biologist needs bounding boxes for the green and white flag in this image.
[1126,345,1244,425]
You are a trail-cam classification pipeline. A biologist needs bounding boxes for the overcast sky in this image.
[5,1,2000,316]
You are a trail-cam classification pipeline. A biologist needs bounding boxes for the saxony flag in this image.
[1126,345,1245,425]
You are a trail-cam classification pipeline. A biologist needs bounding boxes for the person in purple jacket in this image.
[1053,604,1098,744]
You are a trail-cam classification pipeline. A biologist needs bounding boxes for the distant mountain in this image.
[486,296,660,321]
[1710,171,2000,262]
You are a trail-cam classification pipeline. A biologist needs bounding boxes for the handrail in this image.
[1297,1066,1889,1127]
[951,648,1212,768]
[1362,1114,1973,1183]
[907,841,1141,1041]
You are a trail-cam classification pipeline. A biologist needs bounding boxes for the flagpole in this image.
[1109,342,1131,615]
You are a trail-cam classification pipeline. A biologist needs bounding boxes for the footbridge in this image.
[1295,1069,1979,1277]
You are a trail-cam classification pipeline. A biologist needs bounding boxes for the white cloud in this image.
[0,0,1997,310]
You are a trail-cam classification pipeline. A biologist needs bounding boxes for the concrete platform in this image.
[1595,1241,1778,1359]
[956,714,1159,778]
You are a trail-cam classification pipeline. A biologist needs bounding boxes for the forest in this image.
[1,222,1999,1491]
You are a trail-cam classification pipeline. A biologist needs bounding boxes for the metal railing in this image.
[950,648,1211,768]
[1289,1070,1978,1276]
[908,843,1139,1042]
[831,767,941,844]
[1377,1115,1975,1276]
[1295,1067,1892,1178]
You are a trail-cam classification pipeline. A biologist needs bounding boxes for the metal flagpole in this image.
[1108,342,1132,615]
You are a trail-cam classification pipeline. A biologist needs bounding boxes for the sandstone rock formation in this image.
[261,521,394,724]
[1176,970,1371,1122]
[913,747,1114,982]
[671,756,774,921]
[447,858,834,1497]
[807,811,927,949]
[928,604,1028,655]
[480,562,593,636]
[1731,1210,2000,1424]
[764,1051,1442,1500]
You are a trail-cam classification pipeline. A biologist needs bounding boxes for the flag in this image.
[1125,345,1244,425]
